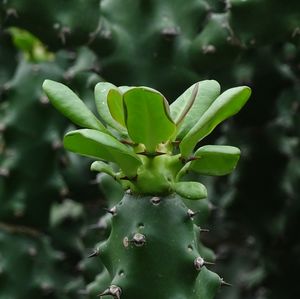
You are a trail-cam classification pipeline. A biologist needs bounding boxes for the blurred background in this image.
[0,0,300,298]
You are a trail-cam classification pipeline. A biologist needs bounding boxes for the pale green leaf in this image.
[90,161,116,177]
[173,181,207,200]
[180,86,251,157]
[94,82,126,132]
[43,80,107,132]
[107,89,126,127]
[64,129,141,177]
[124,87,176,152]
[190,145,240,176]
[171,80,220,139]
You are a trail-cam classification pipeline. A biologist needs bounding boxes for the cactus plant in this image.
[0,223,84,299]
[43,78,251,298]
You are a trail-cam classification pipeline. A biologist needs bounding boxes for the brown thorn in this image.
[87,249,99,258]
[103,206,117,216]
[87,222,107,230]
[187,209,199,218]
[204,261,215,266]
[221,279,232,287]
[194,256,214,270]
[6,8,18,18]
[161,27,179,41]
[136,151,166,156]
[186,156,199,162]
[120,139,137,146]
[0,168,10,177]
[99,285,122,298]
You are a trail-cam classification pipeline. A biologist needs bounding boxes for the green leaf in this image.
[107,89,126,127]
[8,27,54,62]
[43,80,107,132]
[64,129,141,177]
[124,87,176,152]
[173,182,207,200]
[90,161,116,177]
[190,145,240,176]
[170,80,220,139]
[180,86,251,157]
[195,267,221,299]
[94,82,126,132]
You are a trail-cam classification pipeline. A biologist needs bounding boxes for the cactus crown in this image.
[43,80,251,197]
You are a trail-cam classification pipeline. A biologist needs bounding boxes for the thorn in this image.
[58,26,71,44]
[87,248,100,258]
[186,156,199,162]
[194,257,205,270]
[200,228,210,233]
[151,196,161,205]
[208,202,217,211]
[292,27,300,38]
[194,257,214,271]
[0,123,6,133]
[59,187,69,197]
[120,139,137,146]
[220,279,232,287]
[87,223,104,230]
[161,27,179,41]
[202,44,216,54]
[40,282,54,294]
[131,233,146,247]
[179,156,199,164]
[155,151,167,155]
[39,95,49,105]
[99,285,122,298]
[187,209,199,218]
[14,208,24,218]
[99,29,113,40]
[59,156,69,168]
[87,218,107,230]
[0,168,10,177]
[136,151,165,156]
[28,247,37,257]
[103,206,117,216]
[51,140,62,150]
[6,8,18,18]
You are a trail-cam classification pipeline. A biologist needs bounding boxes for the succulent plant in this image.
[43,78,251,298]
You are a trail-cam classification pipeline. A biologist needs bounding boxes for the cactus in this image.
[1,0,100,49]
[0,35,102,228]
[0,37,103,297]
[0,223,84,299]
[43,78,251,298]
